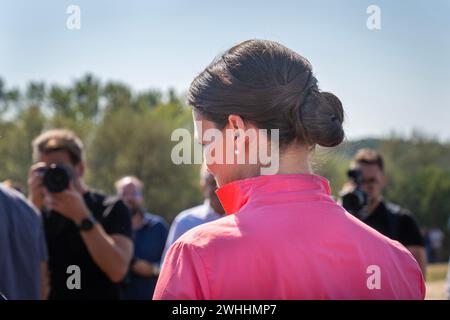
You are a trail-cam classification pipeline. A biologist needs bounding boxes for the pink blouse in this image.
[153,174,425,299]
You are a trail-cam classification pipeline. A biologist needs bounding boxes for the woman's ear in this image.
[227,114,246,132]
[227,114,246,155]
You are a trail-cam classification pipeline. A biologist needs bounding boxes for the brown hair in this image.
[32,129,84,165]
[188,39,344,148]
[351,148,384,172]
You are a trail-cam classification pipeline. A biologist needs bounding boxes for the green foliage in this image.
[0,105,46,185]
[87,102,201,220]
[0,75,202,222]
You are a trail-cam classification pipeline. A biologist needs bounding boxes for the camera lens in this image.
[43,164,71,193]
[342,189,367,215]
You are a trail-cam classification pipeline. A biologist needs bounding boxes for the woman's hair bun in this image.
[299,90,345,148]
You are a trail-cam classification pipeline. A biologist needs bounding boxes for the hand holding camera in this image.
[28,162,90,224]
[27,162,47,210]
[340,169,368,216]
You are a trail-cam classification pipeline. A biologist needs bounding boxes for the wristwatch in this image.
[78,215,97,231]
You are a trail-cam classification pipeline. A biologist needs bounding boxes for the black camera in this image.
[38,164,72,193]
[340,169,367,215]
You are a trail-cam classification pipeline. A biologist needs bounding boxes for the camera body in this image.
[341,169,367,215]
[38,163,72,193]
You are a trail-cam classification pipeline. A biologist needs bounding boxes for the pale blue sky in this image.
[1,0,449,141]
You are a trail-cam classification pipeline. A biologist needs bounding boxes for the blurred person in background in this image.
[341,148,427,277]
[28,129,133,299]
[161,165,225,263]
[422,227,433,264]
[0,182,48,299]
[115,176,168,299]
[428,228,445,262]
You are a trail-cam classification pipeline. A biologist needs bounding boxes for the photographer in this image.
[28,129,133,299]
[340,148,427,277]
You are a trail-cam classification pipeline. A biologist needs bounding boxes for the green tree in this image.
[87,102,200,222]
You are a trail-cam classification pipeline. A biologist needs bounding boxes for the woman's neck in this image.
[219,143,313,187]
[276,143,312,175]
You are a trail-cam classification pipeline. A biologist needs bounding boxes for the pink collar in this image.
[216,173,332,215]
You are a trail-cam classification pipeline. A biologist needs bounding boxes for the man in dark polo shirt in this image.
[27,129,133,299]
[344,148,427,277]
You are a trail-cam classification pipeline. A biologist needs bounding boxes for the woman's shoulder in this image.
[173,214,240,249]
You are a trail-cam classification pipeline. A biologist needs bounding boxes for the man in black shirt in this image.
[28,129,133,299]
[344,148,427,277]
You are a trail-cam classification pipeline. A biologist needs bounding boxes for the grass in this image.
[425,263,448,300]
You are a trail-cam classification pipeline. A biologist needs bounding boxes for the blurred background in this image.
[1,0,449,299]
